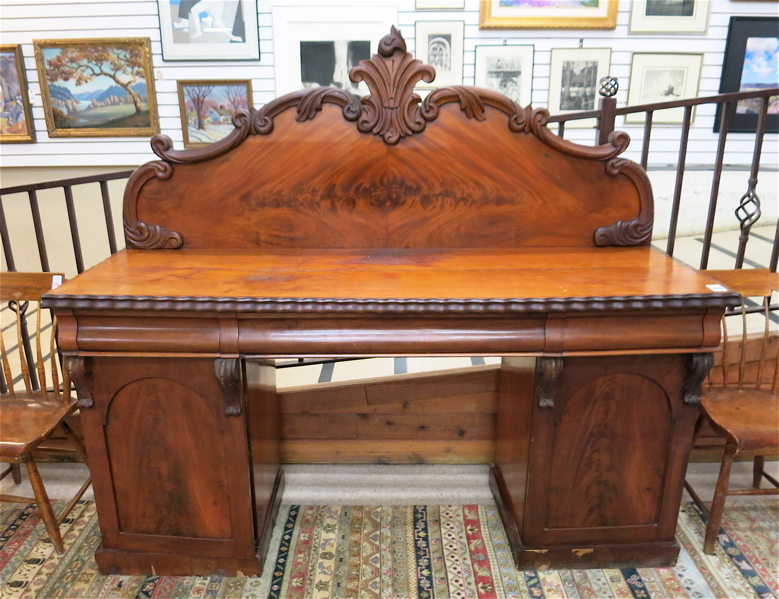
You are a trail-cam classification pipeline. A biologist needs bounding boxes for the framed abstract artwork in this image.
[271,5,397,97]
[414,20,465,88]
[177,79,252,147]
[479,0,618,30]
[629,0,710,34]
[715,16,778,133]
[548,47,611,128]
[33,38,159,137]
[157,0,260,61]
[626,53,702,124]
[474,45,534,106]
[0,45,35,143]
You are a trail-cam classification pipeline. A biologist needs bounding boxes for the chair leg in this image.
[25,459,65,555]
[753,455,765,489]
[704,444,736,555]
[10,463,22,484]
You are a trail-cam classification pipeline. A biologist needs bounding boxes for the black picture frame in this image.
[714,16,778,133]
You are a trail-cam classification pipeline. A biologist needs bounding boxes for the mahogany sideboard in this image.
[43,29,738,575]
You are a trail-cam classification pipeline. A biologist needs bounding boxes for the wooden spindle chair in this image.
[0,272,91,555]
[684,268,779,555]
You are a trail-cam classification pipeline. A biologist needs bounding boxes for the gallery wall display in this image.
[415,0,465,8]
[629,0,710,34]
[414,20,464,88]
[715,16,778,133]
[177,79,252,147]
[626,53,703,124]
[271,5,397,97]
[0,45,35,143]
[479,0,618,30]
[33,38,159,138]
[157,0,260,61]
[547,47,611,128]
[474,44,534,106]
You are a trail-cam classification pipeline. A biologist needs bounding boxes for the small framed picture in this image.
[715,16,778,133]
[33,38,159,138]
[416,0,465,9]
[414,21,465,88]
[157,0,260,61]
[629,0,710,34]
[177,79,252,147]
[0,45,35,143]
[626,53,702,124]
[474,45,534,106]
[548,47,612,128]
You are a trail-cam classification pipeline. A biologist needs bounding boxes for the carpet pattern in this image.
[0,500,776,598]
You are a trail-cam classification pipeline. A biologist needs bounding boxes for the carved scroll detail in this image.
[215,358,243,416]
[536,357,563,409]
[593,158,654,247]
[122,161,184,250]
[683,353,714,405]
[65,356,93,409]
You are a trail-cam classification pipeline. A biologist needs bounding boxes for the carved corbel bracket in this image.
[65,356,93,409]
[215,358,243,416]
[536,357,564,409]
[683,353,714,405]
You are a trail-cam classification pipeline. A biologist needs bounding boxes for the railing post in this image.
[596,77,619,145]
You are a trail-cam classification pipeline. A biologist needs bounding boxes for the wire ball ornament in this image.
[599,76,619,98]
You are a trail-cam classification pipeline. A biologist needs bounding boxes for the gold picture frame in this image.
[177,79,252,148]
[33,37,159,138]
[1,45,36,143]
[479,0,618,30]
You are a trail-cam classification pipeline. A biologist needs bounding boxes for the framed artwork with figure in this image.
[157,0,260,61]
[414,21,464,88]
[474,45,534,106]
[0,45,35,143]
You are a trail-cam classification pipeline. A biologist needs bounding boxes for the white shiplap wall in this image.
[0,0,777,168]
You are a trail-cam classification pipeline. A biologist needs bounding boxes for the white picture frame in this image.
[629,0,710,34]
[474,45,534,106]
[271,5,397,97]
[416,0,465,9]
[414,20,465,88]
[157,0,260,61]
[548,47,611,128]
[626,53,703,124]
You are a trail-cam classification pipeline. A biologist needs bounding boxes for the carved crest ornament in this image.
[123,26,652,250]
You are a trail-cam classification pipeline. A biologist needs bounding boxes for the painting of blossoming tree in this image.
[33,38,159,137]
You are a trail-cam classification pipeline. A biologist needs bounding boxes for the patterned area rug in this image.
[0,500,776,598]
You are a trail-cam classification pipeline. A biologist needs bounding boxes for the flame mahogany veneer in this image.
[44,28,738,574]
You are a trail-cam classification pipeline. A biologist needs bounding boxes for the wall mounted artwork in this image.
[548,47,611,128]
[0,45,35,143]
[474,44,534,106]
[479,0,618,30]
[629,0,710,34]
[33,38,159,137]
[626,53,703,124]
[414,20,464,88]
[157,0,260,61]
[177,79,252,147]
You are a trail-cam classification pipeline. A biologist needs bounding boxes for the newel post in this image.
[596,76,619,145]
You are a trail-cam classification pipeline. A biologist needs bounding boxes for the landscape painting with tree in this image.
[33,38,159,137]
[177,79,251,147]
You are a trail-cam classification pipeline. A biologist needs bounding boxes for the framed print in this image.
[475,45,534,106]
[157,0,260,61]
[416,0,465,8]
[0,45,35,143]
[479,0,617,30]
[414,21,464,88]
[715,17,778,133]
[33,38,159,138]
[548,47,611,128]
[177,79,252,147]
[629,0,710,34]
[272,6,397,97]
[626,53,702,124]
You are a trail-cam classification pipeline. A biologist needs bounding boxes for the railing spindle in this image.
[28,190,50,272]
[63,185,85,274]
[666,105,693,257]
[640,111,653,170]
[0,199,15,272]
[100,181,118,255]
[700,101,732,270]
[557,121,565,137]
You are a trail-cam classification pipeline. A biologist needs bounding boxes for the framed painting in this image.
[33,38,159,138]
[479,0,617,30]
[157,0,260,61]
[715,17,778,133]
[177,79,252,147]
[626,53,702,124]
[272,5,397,97]
[474,45,534,106]
[548,47,611,128]
[629,0,710,34]
[415,21,465,88]
[0,45,35,143]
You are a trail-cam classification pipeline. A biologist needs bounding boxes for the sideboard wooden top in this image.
[44,247,738,314]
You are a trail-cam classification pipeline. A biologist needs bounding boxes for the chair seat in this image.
[701,388,779,451]
[0,396,77,459]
